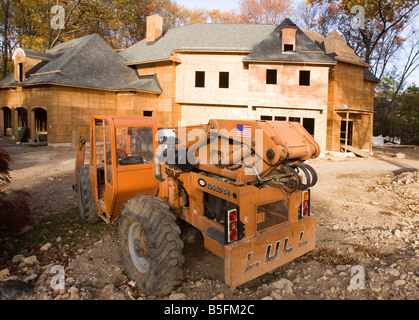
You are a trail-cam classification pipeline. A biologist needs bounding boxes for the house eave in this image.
[242,59,337,66]
[0,82,161,94]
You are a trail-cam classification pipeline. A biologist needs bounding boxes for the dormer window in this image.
[12,47,56,83]
[18,63,24,82]
[283,44,294,52]
[12,48,26,83]
[281,26,297,53]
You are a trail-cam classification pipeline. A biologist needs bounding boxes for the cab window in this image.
[115,127,154,166]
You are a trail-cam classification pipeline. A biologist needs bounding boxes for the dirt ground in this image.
[0,136,418,301]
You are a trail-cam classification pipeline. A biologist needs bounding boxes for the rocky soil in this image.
[0,137,418,302]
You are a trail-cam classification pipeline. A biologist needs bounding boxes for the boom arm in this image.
[167,119,320,186]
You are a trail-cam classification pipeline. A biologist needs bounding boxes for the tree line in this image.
[1,0,418,144]
[302,0,419,144]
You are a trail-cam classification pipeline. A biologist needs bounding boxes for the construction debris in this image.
[373,170,419,215]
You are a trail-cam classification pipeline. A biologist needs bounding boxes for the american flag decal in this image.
[237,124,252,139]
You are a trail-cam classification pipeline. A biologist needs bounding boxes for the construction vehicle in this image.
[74,116,320,296]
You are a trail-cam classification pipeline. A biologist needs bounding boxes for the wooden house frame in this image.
[0,16,378,153]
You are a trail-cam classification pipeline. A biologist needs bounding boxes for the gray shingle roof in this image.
[120,19,336,66]
[364,69,380,82]
[244,19,336,64]
[120,23,277,65]
[0,34,162,93]
[119,74,163,92]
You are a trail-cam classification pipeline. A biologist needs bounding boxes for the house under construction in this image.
[0,16,378,153]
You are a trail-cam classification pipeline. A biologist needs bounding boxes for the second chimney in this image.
[146,15,163,45]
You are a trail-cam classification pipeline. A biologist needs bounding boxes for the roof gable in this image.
[323,30,370,67]
[244,19,336,64]
[302,29,371,68]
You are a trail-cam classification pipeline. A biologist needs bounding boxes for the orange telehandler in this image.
[74,116,320,296]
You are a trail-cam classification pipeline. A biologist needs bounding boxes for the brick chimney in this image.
[146,15,163,45]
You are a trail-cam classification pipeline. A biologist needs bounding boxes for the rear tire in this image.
[119,196,184,296]
[77,165,100,224]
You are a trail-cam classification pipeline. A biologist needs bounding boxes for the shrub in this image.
[0,148,11,187]
[0,190,31,231]
[0,148,31,232]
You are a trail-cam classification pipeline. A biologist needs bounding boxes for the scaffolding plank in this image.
[340,144,372,158]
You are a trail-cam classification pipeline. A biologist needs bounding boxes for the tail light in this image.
[299,190,310,219]
[225,208,243,244]
[227,208,238,243]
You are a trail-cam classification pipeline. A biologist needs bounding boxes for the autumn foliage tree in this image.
[207,10,239,24]
[238,0,294,24]
[305,1,419,145]
[306,0,419,70]
[1,0,418,87]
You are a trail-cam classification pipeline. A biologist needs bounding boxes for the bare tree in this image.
[293,1,319,31]
[48,0,82,49]
[379,33,419,138]
[372,27,404,80]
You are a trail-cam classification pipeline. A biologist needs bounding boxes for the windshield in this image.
[115,127,154,166]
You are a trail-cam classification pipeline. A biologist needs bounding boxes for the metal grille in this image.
[256,199,289,231]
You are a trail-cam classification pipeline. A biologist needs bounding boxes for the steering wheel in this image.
[119,155,144,166]
[106,149,128,164]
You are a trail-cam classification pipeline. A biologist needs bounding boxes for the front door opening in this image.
[18,108,28,128]
[340,121,353,146]
[2,107,11,135]
[303,118,315,137]
[34,109,47,132]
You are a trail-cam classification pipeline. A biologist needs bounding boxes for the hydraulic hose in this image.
[291,163,318,189]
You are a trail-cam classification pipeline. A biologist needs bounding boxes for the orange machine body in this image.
[77,116,319,287]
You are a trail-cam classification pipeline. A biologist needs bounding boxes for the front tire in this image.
[119,196,184,296]
[77,165,100,224]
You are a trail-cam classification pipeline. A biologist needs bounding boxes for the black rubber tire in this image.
[119,196,184,296]
[77,165,100,224]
